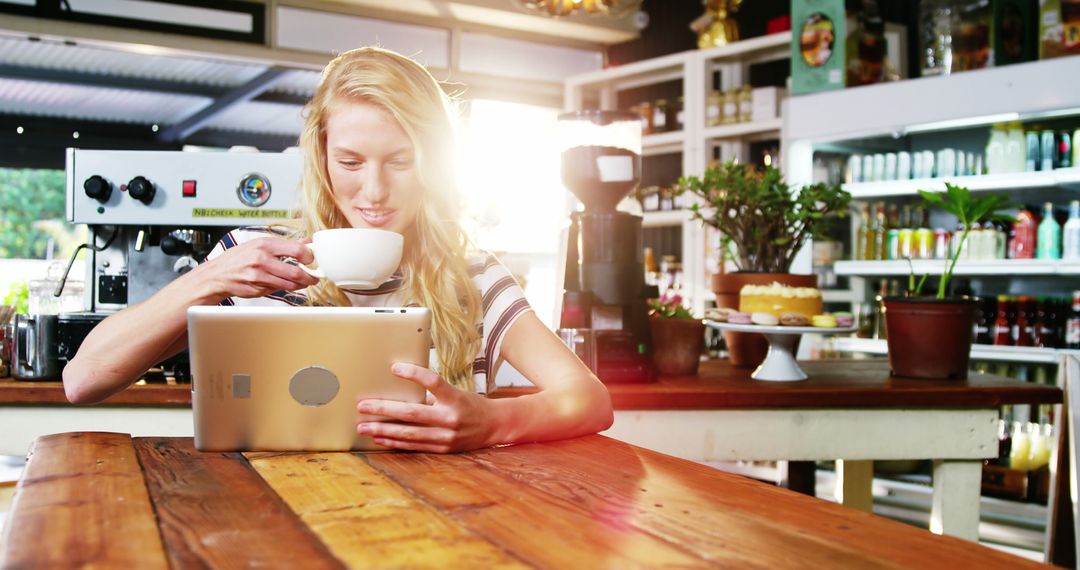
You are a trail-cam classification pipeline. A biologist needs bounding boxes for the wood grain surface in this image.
[0,432,169,569]
[246,451,527,569]
[494,358,1063,410]
[133,437,344,569]
[0,377,191,406]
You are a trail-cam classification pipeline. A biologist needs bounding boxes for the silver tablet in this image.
[188,305,431,451]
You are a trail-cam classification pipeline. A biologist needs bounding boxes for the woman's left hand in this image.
[356,362,496,453]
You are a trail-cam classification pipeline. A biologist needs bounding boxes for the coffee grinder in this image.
[558,111,655,383]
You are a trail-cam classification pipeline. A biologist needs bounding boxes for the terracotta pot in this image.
[649,317,706,376]
[710,272,818,368]
[883,297,976,379]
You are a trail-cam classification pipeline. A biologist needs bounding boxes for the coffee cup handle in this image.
[298,243,325,279]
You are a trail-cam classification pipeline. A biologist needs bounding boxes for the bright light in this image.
[15,126,23,134]
[457,99,564,254]
[72,131,80,139]
[151,124,159,132]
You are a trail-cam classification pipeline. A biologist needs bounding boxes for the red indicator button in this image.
[182,180,197,197]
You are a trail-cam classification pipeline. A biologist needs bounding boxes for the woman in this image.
[63,47,613,452]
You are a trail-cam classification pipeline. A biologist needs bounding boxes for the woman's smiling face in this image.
[324,100,423,235]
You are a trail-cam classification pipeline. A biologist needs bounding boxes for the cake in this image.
[738,282,823,318]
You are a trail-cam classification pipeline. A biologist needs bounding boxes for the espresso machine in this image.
[12,148,304,381]
[558,111,655,383]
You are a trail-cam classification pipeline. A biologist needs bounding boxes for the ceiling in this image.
[0,1,631,168]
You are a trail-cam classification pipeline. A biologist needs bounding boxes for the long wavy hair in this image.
[295,47,480,390]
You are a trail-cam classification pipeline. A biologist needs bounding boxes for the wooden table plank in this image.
[0,377,191,406]
[245,451,528,569]
[0,432,169,569]
[459,435,1044,569]
[133,437,344,569]
[366,448,718,567]
[494,359,1062,409]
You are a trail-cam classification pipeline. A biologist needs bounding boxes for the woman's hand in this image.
[199,236,320,299]
[356,363,496,453]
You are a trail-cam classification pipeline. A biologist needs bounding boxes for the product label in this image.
[1068,319,1080,344]
[192,208,290,219]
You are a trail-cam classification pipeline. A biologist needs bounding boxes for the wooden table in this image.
[0,377,192,456]
[0,432,1045,569]
[499,358,1063,543]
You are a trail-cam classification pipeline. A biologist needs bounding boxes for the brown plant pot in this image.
[883,297,976,380]
[649,317,706,376]
[710,272,818,368]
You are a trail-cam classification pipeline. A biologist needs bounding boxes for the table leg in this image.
[836,460,873,513]
[930,459,982,542]
[785,461,817,497]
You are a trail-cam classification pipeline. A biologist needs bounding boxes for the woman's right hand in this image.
[198,236,321,300]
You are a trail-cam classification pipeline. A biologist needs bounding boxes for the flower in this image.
[648,293,695,319]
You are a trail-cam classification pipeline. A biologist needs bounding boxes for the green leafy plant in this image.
[914,183,1015,299]
[3,280,29,315]
[678,160,851,273]
[648,293,694,319]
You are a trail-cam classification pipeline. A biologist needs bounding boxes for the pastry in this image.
[704,307,734,322]
[727,311,752,324]
[780,312,810,326]
[811,314,838,328]
[739,282,824,318]
[751,312,779,326]
[833,311,854,327]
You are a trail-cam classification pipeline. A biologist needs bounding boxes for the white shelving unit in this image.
[784,56,1080,367]
[563,32,792,315]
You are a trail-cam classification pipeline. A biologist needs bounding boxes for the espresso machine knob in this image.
[83,175,112,203]
[160,234,193,256]
[127,176,156,205]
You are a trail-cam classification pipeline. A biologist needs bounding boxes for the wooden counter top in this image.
[0,432,1045,569]
[0,377,191,406]
[495,358,1063,410]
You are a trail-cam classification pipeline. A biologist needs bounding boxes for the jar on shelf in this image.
[706,90,723,127]
[658,186,674,211]
[652,99,669,133]
[673,96,685,131]
[640,185,661,211]
[721,89,738,124]
[737,85,752,123]
[632,101,654,135]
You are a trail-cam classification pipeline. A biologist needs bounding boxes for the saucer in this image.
[335,280,379,291]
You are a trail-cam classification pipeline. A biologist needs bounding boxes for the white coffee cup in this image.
[299,228,403,289]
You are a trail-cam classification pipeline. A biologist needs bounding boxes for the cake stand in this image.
[705,321,858,382]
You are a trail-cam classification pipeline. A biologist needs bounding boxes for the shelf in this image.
[832,337,1066,364]
[844,168,1080,199]
[697,31,792,63]
[642,130,685,156]
[821,289,859,303]
[834,259,1080,277]
[642,209,691,228]
[702,118,782,141]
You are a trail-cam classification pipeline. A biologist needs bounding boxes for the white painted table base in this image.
[0,406,193,457]
[603,407,999,542]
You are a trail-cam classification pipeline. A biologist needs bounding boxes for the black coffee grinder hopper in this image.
[558,110,655,383]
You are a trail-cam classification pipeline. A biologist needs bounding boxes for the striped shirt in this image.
[202,226,533,394]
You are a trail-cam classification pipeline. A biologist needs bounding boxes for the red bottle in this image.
[993,295,1013,346]
[1009,207,1038,259]
[1013,296,1034,347]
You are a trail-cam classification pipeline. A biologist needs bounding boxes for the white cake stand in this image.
[705,320,858,382]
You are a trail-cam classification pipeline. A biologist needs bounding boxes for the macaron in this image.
[812,314,838,328]
[704,307,733,322]
[727,311,752,324]
[833,311,854,327]
[751,312,780,326]
[780,312,810,327]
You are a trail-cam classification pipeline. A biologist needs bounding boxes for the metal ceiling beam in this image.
[156,66,288,143]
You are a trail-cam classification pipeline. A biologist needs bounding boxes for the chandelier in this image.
[518,0,642,18]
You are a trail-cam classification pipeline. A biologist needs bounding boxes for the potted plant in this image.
[648,293,705,376]
[884,183,1014,379]
[678,160,851,366]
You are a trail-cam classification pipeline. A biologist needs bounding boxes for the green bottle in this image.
[1037,202,1061,260]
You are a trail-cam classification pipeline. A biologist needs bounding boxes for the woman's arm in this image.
[62,237,319,404]
[357,312,613,452]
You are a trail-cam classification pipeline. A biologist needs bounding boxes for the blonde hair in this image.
[295,47,481,390]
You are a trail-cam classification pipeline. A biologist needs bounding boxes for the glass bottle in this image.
[722,89,738,125]
[1005,123,1026,174]
[673,96,685,132]
[1037,202,1061,260]
[993,295,1012,346]
[1063,200,1080,260]
[643,247,658,286]
[897,204,914,259]
[652,99,669,134]
[871,203,888,261]
[1013,296,1034,347]
[855,203,872,260]
[1066,291,1080,350]
[919,0,955,76]
[737,85,752,123]
[985,124,1006,174]
[1009,422,1031,471]
[1009,206,1037,259]
[913,206,934,259]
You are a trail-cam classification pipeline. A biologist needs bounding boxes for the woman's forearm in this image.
[62,264,223,404]
[486,373,614,446]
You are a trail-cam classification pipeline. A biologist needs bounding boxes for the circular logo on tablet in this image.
[288,366,340,407]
